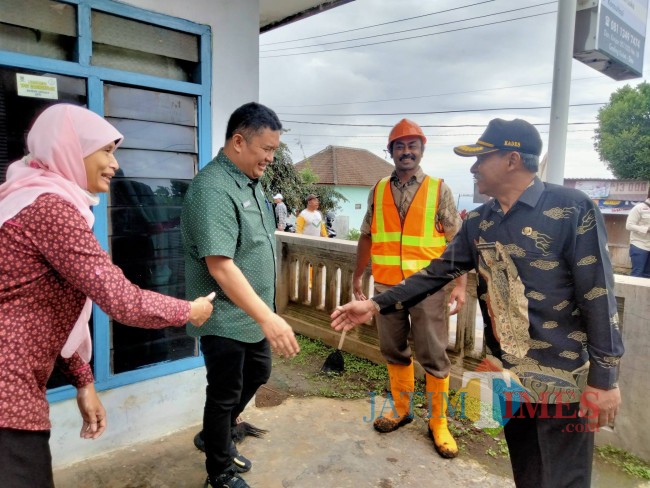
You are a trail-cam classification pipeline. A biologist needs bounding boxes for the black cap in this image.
[453,118,542,157]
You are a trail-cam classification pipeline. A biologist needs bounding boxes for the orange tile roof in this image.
[295,146,394,187]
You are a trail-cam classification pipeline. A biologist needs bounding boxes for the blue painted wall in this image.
[334,186,373,232]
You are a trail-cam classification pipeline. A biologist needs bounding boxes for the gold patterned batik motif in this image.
[577,255,597,266]
[594,355,621,368]
[584,287,607,300]
[526,291,546,301]
[568,331,587,343]
[543,206,575,220]
[524,229,553,254]
[510,362,588,404]
[530,260,559,270]
[553,300,570,311]
[476,241,531,359]
[479,220,494,231]
[560,351,580,360]
[542,321,559,329]
[467,210,481,220]
[577,209,597,235]
[503,244,526,257]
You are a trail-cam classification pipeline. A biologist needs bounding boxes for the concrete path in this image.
[54,397,514,488]
[54,396,647,487]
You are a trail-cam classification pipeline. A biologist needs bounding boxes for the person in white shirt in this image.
[626,188,650,278]
[296,194,327,237]
[273,193,288,231]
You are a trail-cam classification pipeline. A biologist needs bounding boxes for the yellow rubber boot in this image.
[426,373,458,458]
[373,361,415,433]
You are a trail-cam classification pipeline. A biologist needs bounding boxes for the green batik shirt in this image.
[181,149,276,342]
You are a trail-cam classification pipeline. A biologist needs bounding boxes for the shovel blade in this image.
[320,350,344,374]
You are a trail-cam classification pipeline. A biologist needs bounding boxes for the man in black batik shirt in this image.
[332,118,624,488]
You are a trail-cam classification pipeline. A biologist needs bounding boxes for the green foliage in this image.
[596,445,650,480]
[260,142,304,216]
[296,161,347,215]
[595,82,650,180]
[277,334,388,399]
[260,144,346,215]
[346,228,361,241]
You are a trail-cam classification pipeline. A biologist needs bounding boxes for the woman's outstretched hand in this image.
[189,291,216,326]
[330,299,378,332]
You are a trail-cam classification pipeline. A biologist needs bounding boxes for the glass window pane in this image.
[0,0,76,61]
[0,67,86,183]
[110,177,190,211]
[115,149,196,180]
[105,84,198,374]
[92,11,199,82]
[105,85,197,126]
[107,118,197,153]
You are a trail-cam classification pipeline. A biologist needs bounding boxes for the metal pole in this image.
[546,0,577,185]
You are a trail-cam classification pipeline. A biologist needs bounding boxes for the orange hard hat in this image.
[387,119,427,149]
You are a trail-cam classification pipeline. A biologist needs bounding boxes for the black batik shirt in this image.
[372,178,624,403]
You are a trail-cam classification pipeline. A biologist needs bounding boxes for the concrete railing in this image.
[275,232,650,460]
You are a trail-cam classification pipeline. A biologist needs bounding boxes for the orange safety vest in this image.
[370,176,447,285]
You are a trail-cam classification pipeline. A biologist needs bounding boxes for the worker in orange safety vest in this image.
[352,119,467,459]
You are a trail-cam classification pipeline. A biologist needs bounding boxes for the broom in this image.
[320,330,346,374]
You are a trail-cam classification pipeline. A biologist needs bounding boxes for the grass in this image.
[275,334,389,399]
[596,445,650,480]
[278,335,650,482]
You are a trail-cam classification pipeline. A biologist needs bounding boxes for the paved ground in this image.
[53,395,647,488]
[54,396,516,488]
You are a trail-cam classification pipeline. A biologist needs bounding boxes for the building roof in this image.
[295,145,394,187]
[260,1,354,32]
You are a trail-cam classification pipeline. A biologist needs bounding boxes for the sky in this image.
[259,0,650,202]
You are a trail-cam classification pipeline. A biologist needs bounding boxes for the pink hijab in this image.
[0,104,123,362]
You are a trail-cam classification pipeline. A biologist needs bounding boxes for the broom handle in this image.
[337,330,347,350]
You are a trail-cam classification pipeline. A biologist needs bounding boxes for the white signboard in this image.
[575,180,612,198]
[16,73,58,100]
[597,0,649,76]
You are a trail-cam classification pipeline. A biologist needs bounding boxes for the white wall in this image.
[123,0,261,154]
[51,369,206,467]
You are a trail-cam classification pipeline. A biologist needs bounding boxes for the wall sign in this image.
[16,73,58,99]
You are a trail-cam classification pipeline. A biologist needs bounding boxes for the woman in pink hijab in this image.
[0,104,214,487]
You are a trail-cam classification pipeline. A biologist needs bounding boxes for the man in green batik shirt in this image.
[182,102,300,488]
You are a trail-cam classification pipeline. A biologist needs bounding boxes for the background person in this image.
[333,118,624,488]
[181,102,300,488]
[352,118,466,459]
[0,104,214,488]
[273,193,288,231]
[625,188,650,278]
[295,194,328,237]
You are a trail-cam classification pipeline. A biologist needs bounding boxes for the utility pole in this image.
[546,0,577,185]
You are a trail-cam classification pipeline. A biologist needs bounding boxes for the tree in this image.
[261,143,346,216]
[594,82,650,181]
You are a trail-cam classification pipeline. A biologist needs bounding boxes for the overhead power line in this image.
[282,121,597,135]
[279,116,601,128]
[277,102,605,118]
[260,0,496,46]
[260,10,556,58]
[272,77,602,108]
[283,128,596,138]
[261,2,554,53]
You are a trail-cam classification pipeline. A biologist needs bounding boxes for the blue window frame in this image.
[0,0,212,402]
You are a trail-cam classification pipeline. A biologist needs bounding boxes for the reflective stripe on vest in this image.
[370,176,447,285]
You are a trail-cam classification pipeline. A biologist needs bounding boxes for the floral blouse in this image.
[0,194,190,430]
